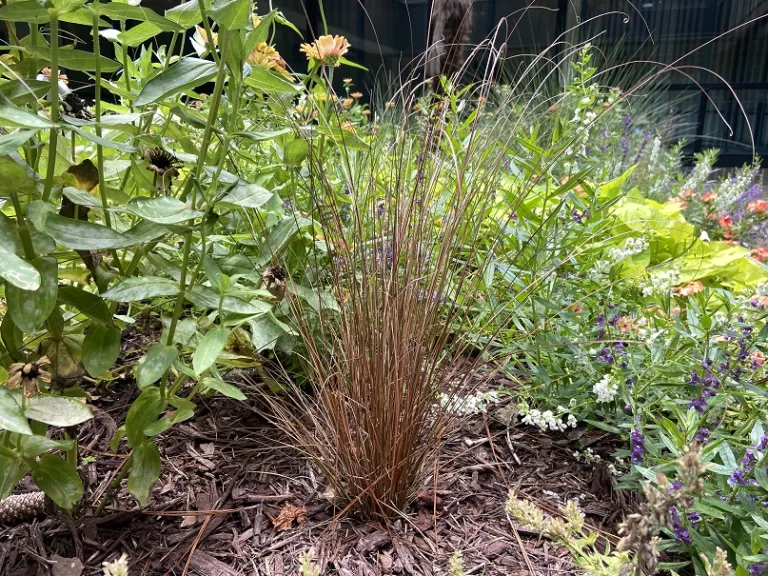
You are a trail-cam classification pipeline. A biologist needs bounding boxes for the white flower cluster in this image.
[518,403,577,431]
[572,448,601,463]
[607,237,649,263]
[715,165,755,213]
[681,152,716,194]
[438,391,500,415]
[648,136,662,166]
[592,374,618,403]
[640,268,680,296]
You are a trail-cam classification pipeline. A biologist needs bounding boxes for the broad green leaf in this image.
[31,454,84,510]
[6,256,58,334]
[57,285,113,325]
[245,67,301,94]
[44,214,135,250]
[248,315,284,351]
[102,276,180,302]
[98,3,181,31]
[118,21,163,47]
[259,216,310,263]
[202,376,246,400]
[82,324,121,377]
[134,58,219,106]
[289,284,339,313]
[143,418,173,437]
[26,46,121,73]
[0,243,41,290]
[165,0,203,27]
[193,327,231,375]
[127,196,204,224]
[61,186,106,209]
[124,220,168,243]
[128,441,161,505]
[185,285,269,315]
[24,396,93,427]
[0,388,32,435]
[125,387,165,448]
[19,435,75,458]
[0,130,38,155]
[0,455,28,500]
[0,1,49,22]
[210,0,250,30]
[221,181,273,208]
[136,343,179,389]
[1,312,25,362]
[0,105,52,129]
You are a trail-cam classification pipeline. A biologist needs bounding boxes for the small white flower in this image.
[592,374,618,403]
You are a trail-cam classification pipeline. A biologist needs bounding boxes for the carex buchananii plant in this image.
[261,48,528,519]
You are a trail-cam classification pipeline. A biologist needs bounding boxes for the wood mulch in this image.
[0,371,633,576]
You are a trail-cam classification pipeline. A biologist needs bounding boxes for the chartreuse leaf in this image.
[31,454,84,510]
[0,243,41,290]
[134,58,219,106]
[0,388,33,435]
[193,327,231,375]
[125,387,166,448]
[127,196,204,224]
[102,277,180,302]
[24,396,93,427]
[0,130,39,155]
[6,256,58,334]
[245,67,301,95]
[82,324,121,377]
[97,2,181,31]
[0,1,50,22]
[165,0,203,28]
[221,181,273,208]
[0,106,52,129]
[136,344,179,389]
[128,441,161,505]
[44,214,135,250]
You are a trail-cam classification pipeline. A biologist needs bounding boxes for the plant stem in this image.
[91,14,111,231]
[165,232,193,348]
[197,0,220,66]
[94,453,132,517]
[42,12,59,203]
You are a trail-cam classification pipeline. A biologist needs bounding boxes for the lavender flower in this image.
[750,564,766,576]
[631,429,647,464]
[669,506,691,543]
[694,428,710,444]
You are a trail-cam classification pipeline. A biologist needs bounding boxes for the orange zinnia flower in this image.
[753,351,765,367]
[718,215,733,228]
[701,191,717,203]
[300,35,350,67]
[747,199,768,214]
[674,281,704,297]
[248,42,291,78]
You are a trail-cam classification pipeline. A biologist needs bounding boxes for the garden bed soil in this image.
[0,371,632,576]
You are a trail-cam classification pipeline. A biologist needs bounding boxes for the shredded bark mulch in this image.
[0,375,633,575]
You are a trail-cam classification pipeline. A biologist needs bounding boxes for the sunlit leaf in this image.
[134,58,219,106]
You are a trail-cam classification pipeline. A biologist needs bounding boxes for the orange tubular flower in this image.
[747,199,768,214]
[674,281,704,297]
[300,35,350,67]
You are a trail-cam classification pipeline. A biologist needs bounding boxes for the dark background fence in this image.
[287,0,768,166]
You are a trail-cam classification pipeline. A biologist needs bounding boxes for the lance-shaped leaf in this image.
[0,244,41,290]
[134,58,219,106]
[6,256,58,333]
[102,276,180,302]
[127,196,203,224]
[44,214,135,250]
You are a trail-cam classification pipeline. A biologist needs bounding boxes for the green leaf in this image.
[0,388,32,435]
[0,243,41,290]
[202,376,246,400]
[134,58,219,106]
[283,138,309,167]
[24,396,93,427]
[0,130,39,155]
[245,67,301,94]
[26,46,121,73]
[68,125,138,153]
[82,324,121,377]
[0,105,52,129]
[118,21,163,47]
[0,455,28,500]
[128,441,161,505]
[127,196,204,224]
[98,3,181,31]
[32,454,84,510]
[210,0,250,29]
[44,214,135,250]
[6,256,58,334]
[185,285,270,315]
[57,285,113,325]
[1,311,25,362]
[193,327,231,375]
[0,1,50,22]
[136,343,179,389]
[102,276,180,302]
[247,315,284,351]
[19,435,75,458]
[221,181,273,208]
[125,387,165,448]
[165,0,203,27]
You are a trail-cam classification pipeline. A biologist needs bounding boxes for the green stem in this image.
[119,20,132,96]
[42,12,59,203]
[317,0,329,34]
[197,0,220,66]
[94,454,132,517]
[165,232,193,348]
[91,14,111,231]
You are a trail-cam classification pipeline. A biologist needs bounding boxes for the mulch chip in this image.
[0,376,633,575]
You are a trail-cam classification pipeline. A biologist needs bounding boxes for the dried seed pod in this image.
[262,266,287,301]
